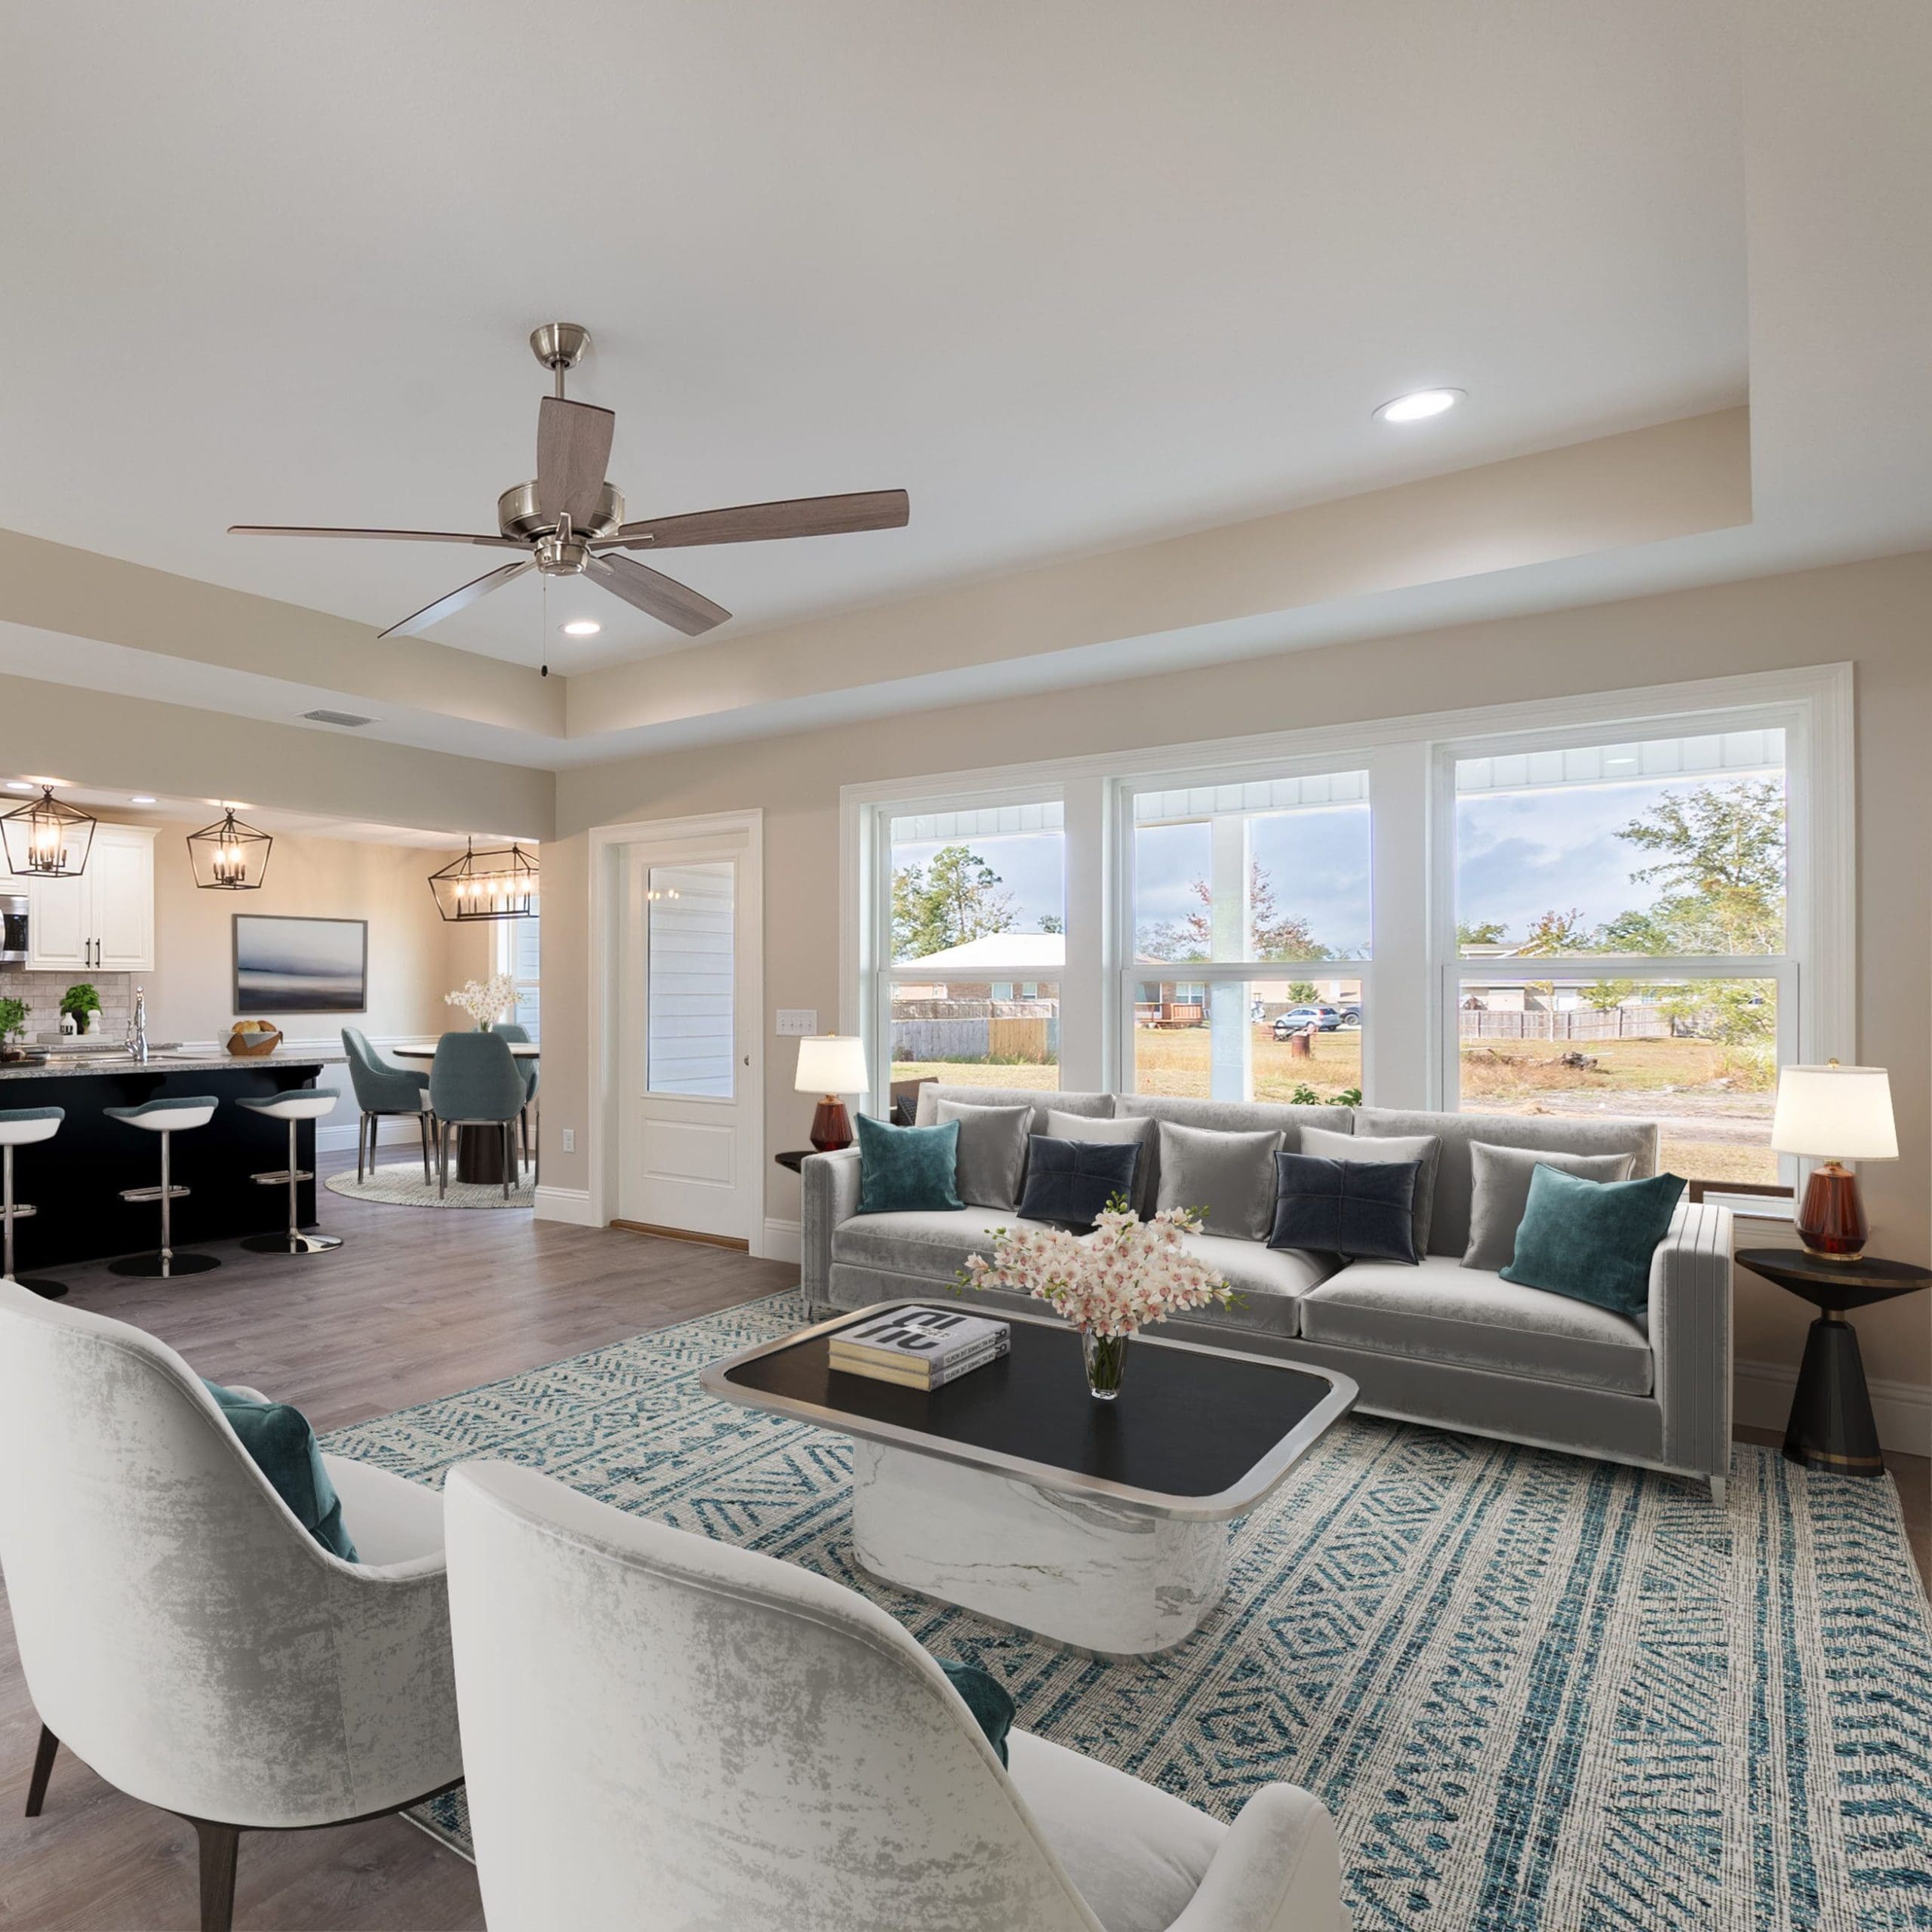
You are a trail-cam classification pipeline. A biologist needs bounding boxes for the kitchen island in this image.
[0,1051,342,1270]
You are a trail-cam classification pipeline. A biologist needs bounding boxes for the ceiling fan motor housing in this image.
[497,479,626,555]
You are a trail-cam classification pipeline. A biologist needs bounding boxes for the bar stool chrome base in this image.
[1,1115,68,1298]
[242,1229,344,1255]
[238,1094,343,1260]
[110,1250,222,1278]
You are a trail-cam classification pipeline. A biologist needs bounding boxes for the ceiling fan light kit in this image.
[2,785,97,878]
[186,807,273,890]
[229,322,910,665]
[429,838,540,922]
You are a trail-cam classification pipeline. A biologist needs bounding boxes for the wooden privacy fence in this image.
[1459,1006,1675,1041]
[891,1013,1060,1064]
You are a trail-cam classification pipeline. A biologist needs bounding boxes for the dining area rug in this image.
[321,1291,1932,1930]
[323,1161,534,1210]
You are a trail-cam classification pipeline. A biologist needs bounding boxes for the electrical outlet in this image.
[775,1008,819,1036]
[561,1128,575,1153]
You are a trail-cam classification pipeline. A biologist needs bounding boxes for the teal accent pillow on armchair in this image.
[937,1658,1015,1766]
[1500,1164,1686,1318]
[856,1113,964,1215]
[202,1380,358,1561]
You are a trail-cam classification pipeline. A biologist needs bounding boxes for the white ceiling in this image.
[0,2,1744,672]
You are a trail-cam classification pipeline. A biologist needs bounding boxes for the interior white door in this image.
[617,836,758,1243]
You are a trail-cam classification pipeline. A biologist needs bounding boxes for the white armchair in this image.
[445,1462,1344,1931]
[0,1281,462,1932]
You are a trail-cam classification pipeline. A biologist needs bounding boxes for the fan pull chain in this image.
[540,571,549,678]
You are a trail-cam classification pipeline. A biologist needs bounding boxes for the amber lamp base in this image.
[1797,1161,1867,1260]
[809,1095,853,1153]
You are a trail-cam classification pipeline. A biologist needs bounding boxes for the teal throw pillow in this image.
[1499,1165,1686,1318]
[938,1657,1014,1765]
[856,1113,963,1215]
[202,1380,358,1561]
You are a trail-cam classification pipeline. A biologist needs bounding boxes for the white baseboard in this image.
[534,1186,596,1227]
[1735,1355,1932,1459]
[318,1120,429,1153]
[761,1217,802,1266]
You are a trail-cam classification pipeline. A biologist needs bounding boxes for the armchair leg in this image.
[194,1819,241,1932]
[438,1121,449,1201]
[355,1113,367,1186]
[25,1724,57,1817]
[502,1121,512,1201]
[419,1112,433,1187]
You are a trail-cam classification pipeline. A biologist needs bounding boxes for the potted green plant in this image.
[60,982,102,1036]
[0,995,28,1062]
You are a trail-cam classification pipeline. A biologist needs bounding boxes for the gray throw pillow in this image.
[935,1099,1035,1211]
[1299,1124,1442,1254]
[1046,1109,1158,1217]
[1462,1140,1638,1272]
[1153,1120,1284,1241]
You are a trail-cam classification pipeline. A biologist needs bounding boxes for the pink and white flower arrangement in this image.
[445,974,517,1031]
[961,1195,1235,1397]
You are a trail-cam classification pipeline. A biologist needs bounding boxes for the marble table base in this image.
[850,1438,1231,1656]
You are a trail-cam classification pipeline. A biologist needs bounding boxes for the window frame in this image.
[493,909,541,1041]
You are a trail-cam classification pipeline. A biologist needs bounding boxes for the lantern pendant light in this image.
[187,807,273,890]
[429,838,539,921]
[1,784,97,878]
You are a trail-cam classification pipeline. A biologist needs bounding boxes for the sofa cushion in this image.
[1501,1166,1687,1319]
[1115,1094,1355,1141]
[1300,1255,1654,1395]
[1017,1134,1143,1231]
[1154,1120,1283,1240]
[1270,1151,1421,1264]
[1046,1109,1158,1217]
[1352,1107,1658,1258]
[918,1085,1112,1138]
[856,1114,963,1215]
[1299,1124,1441,1256]
[1176,1232,1338,1337]
[935,1098,1035,1211]
[1462,1140,1638,1272]
[833,1205,1041,1282]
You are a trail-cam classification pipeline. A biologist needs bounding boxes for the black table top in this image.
[1735,1247,1932,1312]
[703,1303,1355,1518]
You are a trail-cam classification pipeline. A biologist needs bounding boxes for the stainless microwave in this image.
[1,893,26,965]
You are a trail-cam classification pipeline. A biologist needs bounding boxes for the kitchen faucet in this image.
[126,986,149,1064]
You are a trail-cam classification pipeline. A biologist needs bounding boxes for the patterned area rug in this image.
[321,1293,1932,1930]
[323,1160,533,1210]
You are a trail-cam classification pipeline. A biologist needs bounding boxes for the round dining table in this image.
[393,1038,538,1186]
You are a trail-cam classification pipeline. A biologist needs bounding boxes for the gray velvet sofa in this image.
[800,1086,1734,1502]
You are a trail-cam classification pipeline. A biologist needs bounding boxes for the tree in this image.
[1287,980,1321,1004]
[891,845,1017,958]
[1582,978,1638,1012]
[1611,779,1786,956]
[1137,862,1327,963]
[1456,919,1509,948]
[1515,908,1595,955]
[1038,912,1064,934]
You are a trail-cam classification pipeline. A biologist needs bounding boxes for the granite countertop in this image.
[0,1049,346,1082]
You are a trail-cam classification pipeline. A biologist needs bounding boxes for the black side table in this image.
[774,1149,812,1174]
[1734,1248,1931,1475]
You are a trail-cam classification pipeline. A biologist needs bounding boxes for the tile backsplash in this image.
[0,970,135,1041]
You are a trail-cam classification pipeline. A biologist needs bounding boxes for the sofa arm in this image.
[1650,1200,1734,1484]
[1166,1783,1343,1932]
[801,1147,863,1305]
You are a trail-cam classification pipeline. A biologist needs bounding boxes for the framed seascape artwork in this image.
[233,914,368,1014]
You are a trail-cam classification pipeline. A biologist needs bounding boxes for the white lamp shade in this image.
[1770,1063,1898,1160]
[794,1035,869,1096]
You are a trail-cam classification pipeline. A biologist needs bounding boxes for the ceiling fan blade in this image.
[586,553,731,636]
[602,488,909,551]
[229,524,525,548]
[535,396,616,529]
[379,558,534,639]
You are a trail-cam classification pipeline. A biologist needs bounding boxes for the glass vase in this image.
[1083,1331,1129,1402]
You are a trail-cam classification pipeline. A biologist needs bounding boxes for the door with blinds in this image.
[617,829,757,1244]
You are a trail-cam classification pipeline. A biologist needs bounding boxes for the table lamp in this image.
[1770,1060,1897,1258]
[795,1035,869,1152]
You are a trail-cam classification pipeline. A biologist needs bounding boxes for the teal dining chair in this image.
[428,1033,527,1201]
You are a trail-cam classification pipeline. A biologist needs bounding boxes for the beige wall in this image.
[539,548,1932,1402]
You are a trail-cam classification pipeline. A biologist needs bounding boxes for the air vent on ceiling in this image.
[302,709,376,728]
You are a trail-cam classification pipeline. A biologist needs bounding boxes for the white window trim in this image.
[841,663,1854,1121]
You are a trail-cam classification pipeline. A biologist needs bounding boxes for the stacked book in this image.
[829,1306,1011,1390]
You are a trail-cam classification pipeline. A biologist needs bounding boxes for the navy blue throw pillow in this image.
[1269,1150,1422,1264]
[1016,1135,1141,1231]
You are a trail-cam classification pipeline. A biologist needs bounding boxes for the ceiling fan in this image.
[230,322,909,668]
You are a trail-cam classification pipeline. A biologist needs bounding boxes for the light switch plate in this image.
[775,1009,819,1036]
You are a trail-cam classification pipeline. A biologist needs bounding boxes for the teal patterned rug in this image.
[321,1292,1932,1930]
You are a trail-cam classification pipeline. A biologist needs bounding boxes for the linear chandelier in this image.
[429,838,539,921]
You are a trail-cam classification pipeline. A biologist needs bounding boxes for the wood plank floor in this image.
[2,1157,1926,1929]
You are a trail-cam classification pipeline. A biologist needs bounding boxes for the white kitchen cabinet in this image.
[26,823,156,972]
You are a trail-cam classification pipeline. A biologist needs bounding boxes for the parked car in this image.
[1273,1005,1343,1036]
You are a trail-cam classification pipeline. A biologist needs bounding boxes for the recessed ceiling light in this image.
[4,782,32,793]
[131,795,157,804]
[1374,387,1464,424]
[562,619,601,637]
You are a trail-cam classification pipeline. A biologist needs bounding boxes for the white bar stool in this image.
[106,1097,222,1278]
[237,1091,343,1255]
[0,1107,67,1300]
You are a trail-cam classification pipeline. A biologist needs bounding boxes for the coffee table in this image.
[701,1302,1357,1656]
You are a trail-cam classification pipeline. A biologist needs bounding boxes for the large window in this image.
[882,801,1065,1095]
[1126,771,1370,1105]
[1450,728,1790,1183]
[850,672,1844,1187]
[494,908,541,1041]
